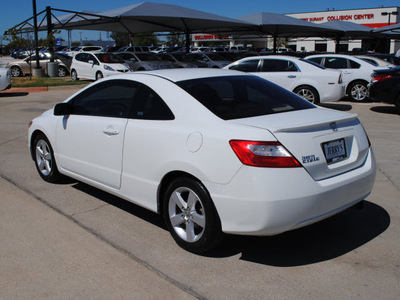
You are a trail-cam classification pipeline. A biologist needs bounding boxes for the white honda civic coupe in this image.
[28,69,376,253]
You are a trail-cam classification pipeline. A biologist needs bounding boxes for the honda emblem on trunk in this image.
[329,122,338,132]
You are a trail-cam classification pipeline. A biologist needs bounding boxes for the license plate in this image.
[322,138,347,164]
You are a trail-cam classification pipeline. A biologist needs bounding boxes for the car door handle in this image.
[287,75,297,78]
[103,127,119,136]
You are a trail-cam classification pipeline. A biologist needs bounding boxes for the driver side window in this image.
[70,80,140,118]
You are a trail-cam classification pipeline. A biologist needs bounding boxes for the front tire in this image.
[293,86,320,104]
[71,69,79,81]
[348,81,368,102]
[96,71,104,80]
[33,133,61,183]
[163,177,223,253]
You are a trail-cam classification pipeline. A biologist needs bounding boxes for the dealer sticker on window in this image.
[322,138,347,164]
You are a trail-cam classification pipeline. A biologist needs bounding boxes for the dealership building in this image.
[193,6,400,53]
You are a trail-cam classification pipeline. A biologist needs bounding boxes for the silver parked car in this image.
[115,52,173,71]
[6,53,69,77]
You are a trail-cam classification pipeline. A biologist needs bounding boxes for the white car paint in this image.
[0,68,12,91]
[70,52,130,80]
[306,54,390,101]
[28,69,376,252]
[224,55,345,103]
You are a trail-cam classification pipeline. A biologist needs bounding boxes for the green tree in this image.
[110,32,159,46]
[165,32,186,46]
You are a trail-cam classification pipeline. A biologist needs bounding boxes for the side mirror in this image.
[54,103,72,116]
[88,60,95,65]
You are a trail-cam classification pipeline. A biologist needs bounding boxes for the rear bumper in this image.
[320,83,346,103]
[207,148,376,236]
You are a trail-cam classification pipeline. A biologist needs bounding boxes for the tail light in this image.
[372,74,392,83]
[338,73,343,84]
[229,140,301,168]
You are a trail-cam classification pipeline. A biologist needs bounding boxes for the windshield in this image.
[94,53,125,63]
[177,76,314,120]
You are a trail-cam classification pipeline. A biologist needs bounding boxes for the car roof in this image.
[114,69,248,82]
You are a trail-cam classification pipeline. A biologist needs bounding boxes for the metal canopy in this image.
[237,12,339,37]
[235,12,341,52]
[15,2,252,35]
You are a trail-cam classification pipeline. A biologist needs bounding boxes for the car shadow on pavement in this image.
[319,103,353,111]
[370,106,398,115]
[72,181,167,229]
[207,201,390,266]
[0,92,29,97]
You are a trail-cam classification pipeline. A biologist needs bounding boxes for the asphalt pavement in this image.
[0,67,399,299]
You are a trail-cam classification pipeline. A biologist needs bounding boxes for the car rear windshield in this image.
[177,75,314,120]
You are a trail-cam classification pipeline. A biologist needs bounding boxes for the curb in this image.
[0,86,48,93]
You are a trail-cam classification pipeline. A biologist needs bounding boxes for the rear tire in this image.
[163,177,223,253]
[58,66,68,77]
[395,95,400,115]
[293,86,320,104]
[348,81,368,102]
[11,66,22,77]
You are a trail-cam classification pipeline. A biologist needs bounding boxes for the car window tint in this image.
[349,60,361,69]
[261,59,298,72]
[75,53,86,62]
[307,57,323,65]
[229,60,259,72]
[130,86,174,120]
[325,57,348,69]
[70,80,139,118]
[177,75,314,120]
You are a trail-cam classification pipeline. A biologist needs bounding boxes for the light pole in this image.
[32,0,41,70]
[381,11,398,26]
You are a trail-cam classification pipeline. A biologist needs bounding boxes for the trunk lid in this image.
[230,108,370,181]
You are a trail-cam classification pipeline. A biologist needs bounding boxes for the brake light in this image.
[373,74,392,83]
[338,73,343,84]
[229,140,301,168]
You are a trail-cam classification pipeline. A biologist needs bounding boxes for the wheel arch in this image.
[29,129,45,160]
[346,79,369,95]
[157,171,212,215]
[293,84,320,103]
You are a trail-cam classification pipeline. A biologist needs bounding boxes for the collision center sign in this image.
[287,7,399,28]
[192,34,232,41]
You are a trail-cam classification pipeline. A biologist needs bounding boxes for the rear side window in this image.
[130,86,174,120]
[228,59,259,72]
[177,76,314,120]
[325,57,348,69]
[349,60,361,69]
[307,57,323,65]
[261,59,298,72]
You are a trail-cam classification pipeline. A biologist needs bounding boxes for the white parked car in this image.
[66,46,103,57]
[0,68,12,91]
[70,52,130,81]
[356,55,396,68]
[306,54,388,102]
[115,52,173,71]
[28,69,376,253]
[224,55,345,103]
